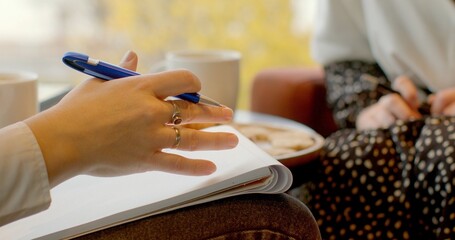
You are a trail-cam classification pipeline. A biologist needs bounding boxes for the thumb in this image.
[119,50,138,71]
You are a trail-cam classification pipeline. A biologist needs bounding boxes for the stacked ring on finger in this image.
[168,101,183,125]
[171,126,181,149]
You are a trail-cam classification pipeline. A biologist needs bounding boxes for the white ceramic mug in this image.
[152,50,241,110]
[0,71,38,128]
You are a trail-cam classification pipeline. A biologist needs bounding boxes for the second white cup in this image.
[154,49,241,110]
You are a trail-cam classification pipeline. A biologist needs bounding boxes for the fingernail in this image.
[222,107,234,120]
[205,163,217,174]
[227,134,239,148]
[121,50,134,63]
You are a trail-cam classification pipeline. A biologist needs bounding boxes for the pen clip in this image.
[62,52,89,72]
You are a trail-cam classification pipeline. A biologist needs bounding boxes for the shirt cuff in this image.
[0,122,51,226]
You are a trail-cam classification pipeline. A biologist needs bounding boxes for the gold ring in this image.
[169,101,183,125]
[172,127,181,149]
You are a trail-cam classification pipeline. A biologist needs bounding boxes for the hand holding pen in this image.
[27,50,239,187]
[356,73,425,130]
[361,73,431,115]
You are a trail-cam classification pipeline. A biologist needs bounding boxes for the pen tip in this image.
[199,96,223,107]
[360,74,378,84]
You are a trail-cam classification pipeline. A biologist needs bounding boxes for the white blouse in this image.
[311,0,455,91]
[0,122,51,226]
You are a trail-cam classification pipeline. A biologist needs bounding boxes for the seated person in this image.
[305,0,455,239]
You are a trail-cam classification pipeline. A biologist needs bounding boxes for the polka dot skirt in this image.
[305,116,455,239]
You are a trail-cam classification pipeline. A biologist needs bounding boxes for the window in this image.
[0,0,316,109]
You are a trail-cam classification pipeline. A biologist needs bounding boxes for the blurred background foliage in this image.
[93,0,316,109]
[0,0,316,109]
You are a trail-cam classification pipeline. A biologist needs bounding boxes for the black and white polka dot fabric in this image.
[302,61,455,239]
[308,117,455,239]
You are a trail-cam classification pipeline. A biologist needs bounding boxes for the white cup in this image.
[0,71,38,128]
[153,50,241,110]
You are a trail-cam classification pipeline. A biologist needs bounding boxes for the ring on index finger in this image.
[168,101,183,125]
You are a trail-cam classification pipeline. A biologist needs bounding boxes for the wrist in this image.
[24,109,83,187]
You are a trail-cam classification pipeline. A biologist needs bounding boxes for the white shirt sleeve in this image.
[311,0,454,90]
[310,0,375,64]
[0,122,51,226]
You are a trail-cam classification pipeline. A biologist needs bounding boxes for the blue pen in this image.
[62,52,222,107]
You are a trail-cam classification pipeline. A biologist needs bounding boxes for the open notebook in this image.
[0,125,292,240]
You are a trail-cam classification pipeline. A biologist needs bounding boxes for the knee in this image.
[217,194,321,240]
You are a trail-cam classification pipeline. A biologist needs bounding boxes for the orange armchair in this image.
[250,67,338,138]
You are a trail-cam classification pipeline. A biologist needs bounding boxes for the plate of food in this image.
[230,122,325,167]
[184,111,325,167]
